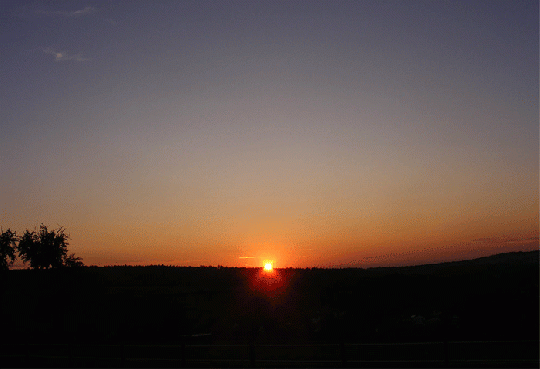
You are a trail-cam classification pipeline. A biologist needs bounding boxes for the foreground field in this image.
[1,251,538,367]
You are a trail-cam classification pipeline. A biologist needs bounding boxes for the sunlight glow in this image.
[263,260,273,271]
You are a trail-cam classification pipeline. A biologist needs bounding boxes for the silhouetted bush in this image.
[0,229,17,270]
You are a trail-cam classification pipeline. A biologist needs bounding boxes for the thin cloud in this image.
[472,237,494,243]
[472,236,539,244]
[505,236,539,244]
[43,48,88,62]
[37,6,96,18]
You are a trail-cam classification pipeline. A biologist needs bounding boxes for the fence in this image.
[1,340,538,367]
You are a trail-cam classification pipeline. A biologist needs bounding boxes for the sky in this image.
[1,0,538,268]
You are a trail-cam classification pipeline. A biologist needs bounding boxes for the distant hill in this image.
[357,250,539,275]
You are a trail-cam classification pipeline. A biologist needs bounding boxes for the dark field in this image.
[1,251,538,367]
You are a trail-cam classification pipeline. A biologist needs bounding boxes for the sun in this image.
[263,260,273,271]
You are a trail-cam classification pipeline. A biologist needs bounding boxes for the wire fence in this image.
[1,340,538,367]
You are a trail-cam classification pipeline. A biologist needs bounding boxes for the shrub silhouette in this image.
[17,225,83,269]
[64,253,84,268]
[0,229,17,271]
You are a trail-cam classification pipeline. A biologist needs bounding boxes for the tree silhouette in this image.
[17,225,83,269]
[64,253,84,268]
[0,229,17,271]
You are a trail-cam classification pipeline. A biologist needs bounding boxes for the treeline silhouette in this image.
[1,250,537,349]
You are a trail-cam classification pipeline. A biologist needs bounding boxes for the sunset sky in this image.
[1,0,538,268]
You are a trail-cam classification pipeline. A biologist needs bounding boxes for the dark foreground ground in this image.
[1,250,538,367]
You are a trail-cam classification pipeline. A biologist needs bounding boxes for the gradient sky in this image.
[1,0,538,268]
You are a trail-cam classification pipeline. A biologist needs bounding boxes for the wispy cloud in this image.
[239,256,255,259]
[505,236,539,244]
[471,237,494,243]
[43,48,88,62]
[472,235,539,244]
[37,6,96,18]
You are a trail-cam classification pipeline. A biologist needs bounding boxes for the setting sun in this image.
[263,261,273,271]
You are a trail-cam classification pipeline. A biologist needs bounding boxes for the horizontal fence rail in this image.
[1,340,538,368]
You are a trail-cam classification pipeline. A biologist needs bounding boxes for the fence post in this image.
[249,342,256,367]
[25,343,30,367]
[443,311,450,367]
[68,342,73,367]
[444,340,449,367]
[340,340,347,367]
[180,339,186,368]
